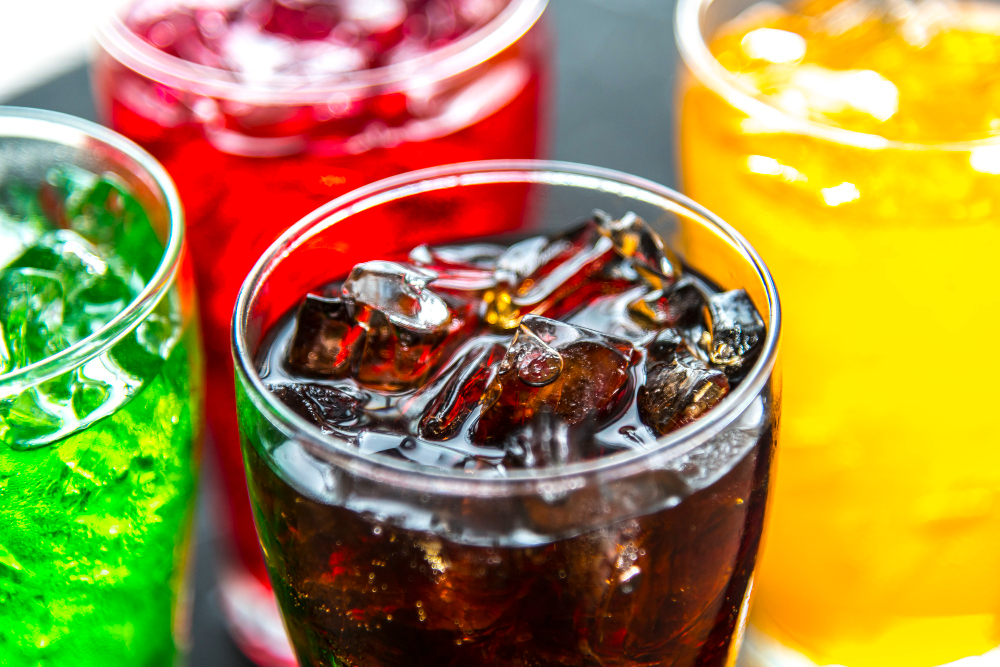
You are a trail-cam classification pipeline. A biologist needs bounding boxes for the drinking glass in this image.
[232,160,781,667]
[676,1,1000,665]
[0,107,202,666]
[93,3,550,661]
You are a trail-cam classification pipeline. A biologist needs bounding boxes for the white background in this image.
[0,0,124,100]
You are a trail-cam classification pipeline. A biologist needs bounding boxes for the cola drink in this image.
[240,208,778,666]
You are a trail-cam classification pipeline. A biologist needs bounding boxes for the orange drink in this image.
[678,1,1000,665]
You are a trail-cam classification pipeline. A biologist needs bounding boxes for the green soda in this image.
[0,166,202,665]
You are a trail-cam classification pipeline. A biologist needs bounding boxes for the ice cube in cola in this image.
[246,209,773,666]
[286,295,365,377]
[474,315,635,443]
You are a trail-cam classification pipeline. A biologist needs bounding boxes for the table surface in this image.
[7,0,680,663]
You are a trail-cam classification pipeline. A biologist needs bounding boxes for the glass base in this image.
[219,566,297,667]
[738,626,1000,667]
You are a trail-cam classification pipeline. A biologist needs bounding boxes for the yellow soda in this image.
[678,1,1000,665]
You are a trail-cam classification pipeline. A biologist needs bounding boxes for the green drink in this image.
[0,108,202,666]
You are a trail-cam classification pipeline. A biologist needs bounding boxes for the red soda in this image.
[93,1,549,662]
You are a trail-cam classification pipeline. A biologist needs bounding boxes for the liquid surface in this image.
[712,0,1000,142]
[257,211,765,472]
[681,1,1000,665]
[0,170,201,665]
[126,0,510,82]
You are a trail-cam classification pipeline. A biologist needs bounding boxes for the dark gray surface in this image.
[5,1,679,663]
[7,0,680,186]
[549,0,677,186]
[7,66,100,123]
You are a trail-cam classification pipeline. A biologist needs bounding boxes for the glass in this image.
[676,1,1000,665]
[92,2,550,662]
[0,107,202,665]
[232,160,782,666]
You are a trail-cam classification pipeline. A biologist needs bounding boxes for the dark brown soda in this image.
[245,212,776,666]
[244,425,773,666]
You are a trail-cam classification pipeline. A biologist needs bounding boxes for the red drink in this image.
[93,2,549,663]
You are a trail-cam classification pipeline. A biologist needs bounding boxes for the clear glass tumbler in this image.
[232,160,782,667]
[676,1,1000,665]
[92,3,550,662]
[0,107,202,665]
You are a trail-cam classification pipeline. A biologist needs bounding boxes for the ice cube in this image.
[0,216,44,268]
[408,535,523,635]
[343,261,471,390]
[221,21,297,83]
[341,0,407,34]
[41,165,97,225]
[10,227,138,343]
[509,226,615,311]
[61,176,164,281]
[71,374,112,421]
[431,267,497,294]
[71,270,134,340]
[0,268,67,370]
[268,382,368,433]
[409,242,506,270]
[485,220,622,330]
[700,289,765,380]
[0,388,64,447]
[75,268,131,309]
[645,328,688,363]
[286,294,365,377]
[0,349,144,450]
[132,292,183,363]
[342,260,450,333]
[354,309,452,390]
[637,339,730,436]
[503,409,601,468]
[475,315,636,442]
[628,278,705,330]
[417,340,506,439]
[11,229,109,277]
[409,242,501,292]
[493,235,559,285]
[595,210,681,290]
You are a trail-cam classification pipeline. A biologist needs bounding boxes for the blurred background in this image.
[0,1,681,663]
[1,0,678,186]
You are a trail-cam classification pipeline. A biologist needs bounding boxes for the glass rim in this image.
[674,0,1000,152]
[0,106,184,390]
[95,0,548,105]
[232,159,781,496]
